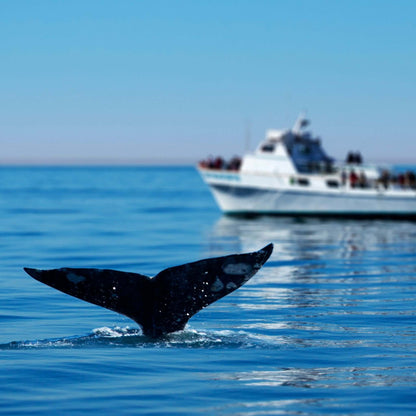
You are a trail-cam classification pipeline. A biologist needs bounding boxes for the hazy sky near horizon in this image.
[1,0,415,164]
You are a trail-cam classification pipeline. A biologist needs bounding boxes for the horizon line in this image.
[0,157,198,167]
[1,157,416,167]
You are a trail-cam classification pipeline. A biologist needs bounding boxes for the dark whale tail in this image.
[24,243,273,337]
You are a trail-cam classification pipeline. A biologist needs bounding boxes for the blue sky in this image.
[1,0,415,164]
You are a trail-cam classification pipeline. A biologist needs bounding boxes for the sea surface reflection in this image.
[204,216,416,413]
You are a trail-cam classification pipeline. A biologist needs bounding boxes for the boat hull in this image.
[200,170,416,218]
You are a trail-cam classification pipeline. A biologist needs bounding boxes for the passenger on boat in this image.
[349,170,359,188]
[214,156,224,169]
[346,152,363,164]
[358,172,367,188]
[227,156,241,171]
[398,173,405,187]
[379,170,390,189]
[200,154,216,168]
[407,171,416,188]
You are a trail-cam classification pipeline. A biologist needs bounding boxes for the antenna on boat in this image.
[293,112,309,134]
[244,118,251,152]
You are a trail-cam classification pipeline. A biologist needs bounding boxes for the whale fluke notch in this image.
[24,243,273,337]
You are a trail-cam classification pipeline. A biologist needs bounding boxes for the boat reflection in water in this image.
[206,215,416,397]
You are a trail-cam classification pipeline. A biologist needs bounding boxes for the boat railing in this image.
[199,159,416,192]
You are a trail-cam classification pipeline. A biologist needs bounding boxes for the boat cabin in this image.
[253,127,334,175]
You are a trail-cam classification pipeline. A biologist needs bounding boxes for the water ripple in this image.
[0,326,284,350]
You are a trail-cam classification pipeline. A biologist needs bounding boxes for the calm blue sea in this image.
[1,166,416,415]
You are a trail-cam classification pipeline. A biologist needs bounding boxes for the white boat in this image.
[198,116,416,218]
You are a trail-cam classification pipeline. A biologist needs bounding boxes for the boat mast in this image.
[244,118,251,153]
[292,113,309,134]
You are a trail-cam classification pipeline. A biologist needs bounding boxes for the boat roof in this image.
[257,117,327,154]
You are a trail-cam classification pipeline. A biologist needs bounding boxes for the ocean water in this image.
[1,166,416,415]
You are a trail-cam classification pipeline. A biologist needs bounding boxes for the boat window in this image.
[326,180,339,188]
[300,144,311,155]
[291,140,333,174]
[261,143,275,153]
[297,178,310,186]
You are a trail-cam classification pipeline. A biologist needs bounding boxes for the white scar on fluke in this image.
[211,277,224,292]
[223,263,253,275]
[66,273,86,284]
[24,244,273,338]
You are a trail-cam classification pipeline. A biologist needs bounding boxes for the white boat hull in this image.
[199,169,416,218]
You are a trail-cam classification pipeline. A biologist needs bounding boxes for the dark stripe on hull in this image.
[224,212,416,220]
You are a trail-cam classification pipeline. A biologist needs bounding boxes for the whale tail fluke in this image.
[24,243,273,337]
[24,267,152,330]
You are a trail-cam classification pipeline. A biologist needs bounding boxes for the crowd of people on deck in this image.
[342,169,416,190]
[198,155,241,171]
[344,150,416,189]
[199,152,416,191]
[345,151,363,165]
[378,170,416,189]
